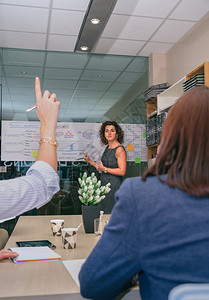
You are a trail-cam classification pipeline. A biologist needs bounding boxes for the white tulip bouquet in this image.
[78,172,111,206]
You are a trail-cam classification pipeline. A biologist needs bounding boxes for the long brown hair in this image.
[142,85,209,197]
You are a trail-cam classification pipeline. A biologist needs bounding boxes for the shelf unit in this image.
[146,62,209,165]
[147,143,157,160]
[146,97,157,119]
[186,61,209,87]
[146,97,158,164]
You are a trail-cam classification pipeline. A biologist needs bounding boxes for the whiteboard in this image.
[1,121,147,162]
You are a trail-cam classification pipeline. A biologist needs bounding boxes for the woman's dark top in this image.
[100,145,125,213]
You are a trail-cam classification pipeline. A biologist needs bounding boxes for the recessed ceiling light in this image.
[80,46,89,51]
[97,75,103,78]
[91,18,100,25]
[21,71,28,75]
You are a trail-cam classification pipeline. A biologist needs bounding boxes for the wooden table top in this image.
[0,215,103,298]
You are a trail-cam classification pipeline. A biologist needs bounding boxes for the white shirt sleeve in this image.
[0,161,60,220]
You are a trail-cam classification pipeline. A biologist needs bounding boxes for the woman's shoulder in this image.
[122,175,165,193]
[115,144,125,151]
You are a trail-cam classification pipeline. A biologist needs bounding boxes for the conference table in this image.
[0,215,140,300]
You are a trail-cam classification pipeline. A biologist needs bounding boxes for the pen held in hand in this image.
[26,105,37,112]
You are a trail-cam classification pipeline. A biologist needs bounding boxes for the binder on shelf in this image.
[157,112,167,144]
[145,83,170,101]
[146,116,157,146]
[183,74,204,92]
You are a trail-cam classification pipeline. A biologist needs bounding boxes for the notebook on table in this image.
[9,246,61,263]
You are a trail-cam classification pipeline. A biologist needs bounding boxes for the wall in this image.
[149,53,166,86]
[166,12,209,85]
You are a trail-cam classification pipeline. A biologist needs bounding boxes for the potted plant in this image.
[78,172,111,233]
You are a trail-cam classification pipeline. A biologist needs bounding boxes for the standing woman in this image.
[84,121,126,213]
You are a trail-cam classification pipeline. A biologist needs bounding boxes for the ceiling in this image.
[0,0,209,123]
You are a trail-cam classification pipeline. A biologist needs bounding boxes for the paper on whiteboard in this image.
[1,121,147,162]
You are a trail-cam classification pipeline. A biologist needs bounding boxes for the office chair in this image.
[168,283,209,300]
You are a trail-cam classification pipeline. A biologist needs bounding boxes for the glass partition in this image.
[0,48,148,234]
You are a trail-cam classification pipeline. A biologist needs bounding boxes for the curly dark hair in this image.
[99,121,124,145]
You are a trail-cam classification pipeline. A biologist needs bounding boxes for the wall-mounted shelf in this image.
[157,77,186,114]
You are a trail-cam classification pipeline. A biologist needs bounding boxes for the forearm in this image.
[35,77,59,172]
[88,159,98,169]
[0,161,59,220]
[102,167,126,176]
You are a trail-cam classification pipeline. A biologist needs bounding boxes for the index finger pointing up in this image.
[35,77,42,106]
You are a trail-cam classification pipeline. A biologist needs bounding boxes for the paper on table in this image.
[63,259,86,287]
[9,246,61,263]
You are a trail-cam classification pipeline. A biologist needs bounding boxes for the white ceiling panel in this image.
[0,0,50,7]
[169,0,209,21]
[113,0,180,18]
[0,31,46,50]
[151,20,195,43]
[49,10,86,35]
[47,34,77,52]
[94,38,145,56]
[139,41,174,56]
[102,15,164,40]
[0,5,48,32]
[52,0,90,11]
